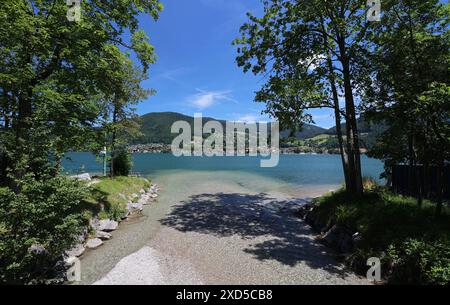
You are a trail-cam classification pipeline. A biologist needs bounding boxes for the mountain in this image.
[131,112,385,153]
[132,112,327,144]
[324,117,386,149]
[280,125,328,140]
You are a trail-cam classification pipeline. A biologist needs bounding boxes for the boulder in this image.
[97,219,119,232]
[296,203,314,219]
[86,238,103,249]
[139,189,146,194]
[127,201,144,213]
[66,244,86,257]
[96,231,112,240]
[352,232,363,244]
[28,244,48,256]
[322,225,340,246]
[322,225,354,253]
[71,173,91,181]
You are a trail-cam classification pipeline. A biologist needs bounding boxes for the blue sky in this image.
[134,0,336,128]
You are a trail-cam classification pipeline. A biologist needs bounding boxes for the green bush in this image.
[0,174,88,284]
[314,187,450,284]
[387,238,450,285]
[111,149,132,176]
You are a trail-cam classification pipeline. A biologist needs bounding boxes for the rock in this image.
[28,244,48,256]
[97,219,119,232]
[127,201,144,213]
[296,203,313,219]
[150,194,158,199]
[322,225,354,254]
[89,217,100,230]
[71,173,91,181]
[96,231,112,240]
[66,244,86,257]
[139,189,146,194]
[121,210,130,220]
[352,232,363,244]
[338,232,354,253]
[86,238,103,249]
[129,193,139,200]
[149,184,159,192]
[118,193,127,200]
[141,195,152,205]
[322,225,340,245]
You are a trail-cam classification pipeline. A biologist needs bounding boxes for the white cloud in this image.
[235,114,258,123]
[189,89,237,110]
[232,112,271,123]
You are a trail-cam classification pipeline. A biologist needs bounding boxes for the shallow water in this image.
[63,153,384,189]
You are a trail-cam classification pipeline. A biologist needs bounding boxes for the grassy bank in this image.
[311,184,450,285]
[84,176,151,221]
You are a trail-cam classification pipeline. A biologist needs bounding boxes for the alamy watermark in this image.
[367,0,381,22]
[170,113,280,168]
[66,257,81,282]
[67,0,82,22]
[367,257,381,282]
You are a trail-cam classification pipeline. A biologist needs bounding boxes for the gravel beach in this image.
[80,170,369,285]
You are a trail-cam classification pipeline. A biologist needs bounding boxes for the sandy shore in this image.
[80,170,369,285]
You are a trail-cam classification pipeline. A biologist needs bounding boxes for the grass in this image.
[313,180,450,284]
[316,188,449,246]
[84,176,151,221]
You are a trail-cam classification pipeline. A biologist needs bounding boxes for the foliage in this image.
[0,0,162,181]
[364,0,450,206]
[111,149,133,177]
[0,175,88,284]
[315,187,450,284]
[387,238,450,285]
[0,0,162,283]
[234,0,376,195]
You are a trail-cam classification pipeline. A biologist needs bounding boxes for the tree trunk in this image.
[407,132,415,197]
[340,54,363,196]
[326,59,350,189]
[320,19,351,191]
[12,93,32,191]
[110,106,118,177]
[416,159,423,208]
[435,159,444,218]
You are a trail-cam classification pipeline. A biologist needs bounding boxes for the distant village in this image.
[128,143,368,155]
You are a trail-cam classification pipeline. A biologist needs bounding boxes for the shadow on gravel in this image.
[160,192,353,278]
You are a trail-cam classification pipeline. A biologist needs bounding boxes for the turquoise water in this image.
[63,153,384,188]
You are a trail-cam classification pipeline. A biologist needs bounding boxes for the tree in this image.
[97,46,153,176]
[364,0,449,213]
[0,0,163,188]
[0,0,162,282]
[234,0,374,196]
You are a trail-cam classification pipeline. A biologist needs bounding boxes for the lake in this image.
[63,153,384,197]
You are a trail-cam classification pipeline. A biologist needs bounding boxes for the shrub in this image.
[111,149,132,176]
[0,174,88,284]
[387,238,450,285]
[314,188,450,284]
